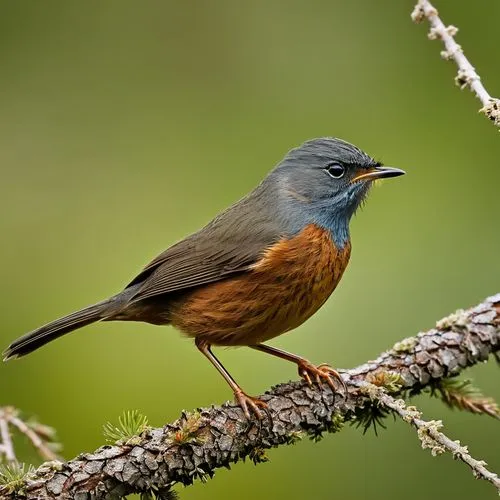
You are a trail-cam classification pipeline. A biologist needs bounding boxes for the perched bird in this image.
[3,138,404,418]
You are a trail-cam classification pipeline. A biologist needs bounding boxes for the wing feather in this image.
[126,190,285,303]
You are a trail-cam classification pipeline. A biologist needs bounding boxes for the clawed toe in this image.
[317,363,347,395]
[234,390,267,419]
[298,361,347,397]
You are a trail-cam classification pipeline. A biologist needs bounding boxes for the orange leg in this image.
[195,338,267,419]
[251,344,347,395]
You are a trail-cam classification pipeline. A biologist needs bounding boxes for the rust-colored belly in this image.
[169,224,351,346]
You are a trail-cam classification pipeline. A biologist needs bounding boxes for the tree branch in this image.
[376,388,500,492]
[411,0,500,127]
[2,293,499,499]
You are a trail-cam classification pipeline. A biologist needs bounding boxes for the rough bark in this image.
[3,293,499,500]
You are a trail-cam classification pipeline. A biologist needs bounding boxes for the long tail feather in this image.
[3,299,113,361]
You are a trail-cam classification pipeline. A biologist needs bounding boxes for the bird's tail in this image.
[3,298,115,361]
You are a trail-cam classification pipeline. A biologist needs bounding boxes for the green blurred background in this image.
[1,1,498,498]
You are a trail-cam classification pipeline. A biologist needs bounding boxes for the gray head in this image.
[267,137,405,246]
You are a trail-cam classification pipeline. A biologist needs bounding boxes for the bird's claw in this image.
[298,361,347,397]
[234,390,267,419]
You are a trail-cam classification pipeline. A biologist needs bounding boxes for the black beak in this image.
[352,166,406,183]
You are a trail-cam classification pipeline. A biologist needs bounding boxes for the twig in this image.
[7,416,59,462]
[0,410,16,464]
[411,0,500,127]
[1,293,498,499]
[0,407,61,474]
[375,388,500,493]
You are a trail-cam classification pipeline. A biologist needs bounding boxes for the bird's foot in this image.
[234,390,267,419]
[297,361,347,396]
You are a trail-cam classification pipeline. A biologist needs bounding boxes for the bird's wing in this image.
[125,203,283,303]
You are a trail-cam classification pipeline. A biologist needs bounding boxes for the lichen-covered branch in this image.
[411,0,500,127]
[2,293,499,499]
[375,388,500,493]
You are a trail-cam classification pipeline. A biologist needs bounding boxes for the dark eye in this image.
[325,162,345,179]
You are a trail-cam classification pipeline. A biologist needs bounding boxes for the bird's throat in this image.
[314,212,350,249]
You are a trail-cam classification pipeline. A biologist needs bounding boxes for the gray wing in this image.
[125,190,284,303]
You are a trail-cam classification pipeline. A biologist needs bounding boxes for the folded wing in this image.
[126,197,285,303]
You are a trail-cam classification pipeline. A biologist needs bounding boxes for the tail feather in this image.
[3,299,113,361]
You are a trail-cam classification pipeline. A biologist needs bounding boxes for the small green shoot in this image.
[103,410,149,445]
[0,462,34,494]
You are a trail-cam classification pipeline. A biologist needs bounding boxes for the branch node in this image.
[427,26,441,40]
[417,420,446,456]
[441,44,462,60]
[455,69,480,90]
[451,441,470,460]
[410,5,425,23]
[480,99,500,127]
[403,405,422,422]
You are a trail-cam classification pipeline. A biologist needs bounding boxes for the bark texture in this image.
[3,294,499,500]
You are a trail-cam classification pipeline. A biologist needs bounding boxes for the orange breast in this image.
[169,224,351,346]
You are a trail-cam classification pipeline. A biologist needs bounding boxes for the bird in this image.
[3,138,405,418]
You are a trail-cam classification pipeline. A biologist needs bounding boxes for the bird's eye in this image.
[325,162,345,179]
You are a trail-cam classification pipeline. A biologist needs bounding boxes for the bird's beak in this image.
[351,166,406,183]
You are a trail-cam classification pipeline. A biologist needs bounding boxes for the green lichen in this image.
[417,419,445,456]
[435,309,467,329]
[392,336,417,353]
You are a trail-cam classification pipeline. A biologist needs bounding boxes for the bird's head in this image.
[270,137,405,245]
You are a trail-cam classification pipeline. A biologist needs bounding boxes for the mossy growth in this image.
[172,411,205,446]
[367,370,405,393]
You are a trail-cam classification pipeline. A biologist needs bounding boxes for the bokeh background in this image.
[1,1,499,499]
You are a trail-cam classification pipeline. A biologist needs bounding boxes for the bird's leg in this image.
[250,344,346,395]
[195,338,267,419]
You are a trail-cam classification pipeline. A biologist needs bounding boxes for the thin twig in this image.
[412,0,500,127]
[0,294,497,499]
[0,410,17,464]
[376,388,500,493]
[7,416,59,462]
